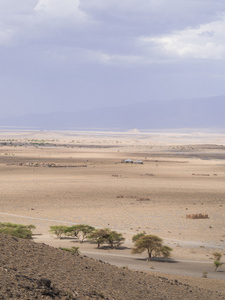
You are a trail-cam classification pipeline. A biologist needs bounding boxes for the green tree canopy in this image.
[106,230,125,249]
[49,225,69,239]
[88,229,110,248]
[132,234,172,261]
[132,231,146,242]
[88,228,125,249]
[78,225,95,243]
[64,224,95,242]
[0,222,35,239]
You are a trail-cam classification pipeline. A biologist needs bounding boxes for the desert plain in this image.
[0,129,225,292]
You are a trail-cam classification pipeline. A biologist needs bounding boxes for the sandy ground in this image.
[0,129,225,282]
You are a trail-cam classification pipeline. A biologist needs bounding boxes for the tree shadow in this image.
[106,246,130,251]
[151,257,178,263]
[70,239,91,244]
[60,236,78,240]
[92,245,130,250]
[133,257,178,263]
[216,270,225,273]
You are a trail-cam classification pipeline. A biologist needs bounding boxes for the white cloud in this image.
[0,27,14,46]
[0,0,36,46]
[34,0,87,22]
[81,0,225,27]
[40,44,143,67]
[1,0,225,65]
[0,0,90,46]
[140,15,225,60]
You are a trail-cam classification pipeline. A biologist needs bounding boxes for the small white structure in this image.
[122,159,133,164]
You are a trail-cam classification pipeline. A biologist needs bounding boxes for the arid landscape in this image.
[0,129,225,299]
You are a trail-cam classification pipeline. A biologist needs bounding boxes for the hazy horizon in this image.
[1,1,225,126]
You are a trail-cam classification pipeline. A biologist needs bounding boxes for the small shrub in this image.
[186,213,209,219]
[213,252,222,261]
[214,260,223,271]
[62,247,80,254]
[213,252,223,271]
[202,271,208,278]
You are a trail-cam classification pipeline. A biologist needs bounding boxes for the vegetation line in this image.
[0,212,131,234]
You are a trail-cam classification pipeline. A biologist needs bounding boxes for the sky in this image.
[1,0,225,118]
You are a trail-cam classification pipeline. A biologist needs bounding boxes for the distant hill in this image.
[1,95,225,130]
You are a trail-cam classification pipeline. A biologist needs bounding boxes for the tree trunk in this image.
[148,250,152,261]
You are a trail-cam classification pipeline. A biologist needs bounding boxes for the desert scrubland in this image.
[0,129,225,292]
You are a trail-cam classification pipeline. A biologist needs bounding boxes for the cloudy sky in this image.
[1,0,225,118]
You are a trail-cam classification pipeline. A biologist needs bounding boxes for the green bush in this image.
[61,247,80,254]
[0,222,35,239]
[213,252,223,271]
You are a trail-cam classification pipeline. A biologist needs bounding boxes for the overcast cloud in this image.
[0,0,225,118]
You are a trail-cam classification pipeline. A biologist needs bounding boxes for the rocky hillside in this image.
[0,233,224,299]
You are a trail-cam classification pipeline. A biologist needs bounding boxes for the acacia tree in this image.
[160,245,173,258]
[131,234,172,261]
[88,229,110,248]
[106,230,125,249]
[0,222,36,239]
[64,225,82,240]
[78,225,95,243]
[88,228,125,249]
[132,231,146,242]
[64,225,95,243]
[49,225,68,239]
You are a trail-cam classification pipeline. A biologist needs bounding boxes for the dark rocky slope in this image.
[0,233,224,299]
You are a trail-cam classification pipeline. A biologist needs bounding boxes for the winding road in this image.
[1,212,224,280]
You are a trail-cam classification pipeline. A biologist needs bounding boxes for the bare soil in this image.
[0,129,225,298]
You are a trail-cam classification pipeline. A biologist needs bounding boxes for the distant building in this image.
[134,160,143,164]
[122,159,133,164]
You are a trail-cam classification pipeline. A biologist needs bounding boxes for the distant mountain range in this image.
[1,95,225,130]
